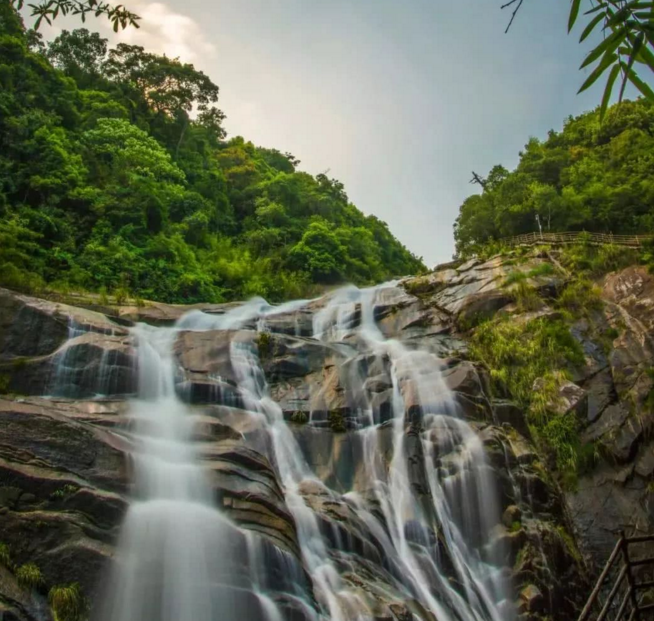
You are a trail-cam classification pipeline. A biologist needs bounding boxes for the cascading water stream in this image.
[94,283,514,621]
[315,285,513,621]
[96,324,258,621]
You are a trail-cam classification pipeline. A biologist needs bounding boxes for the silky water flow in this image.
[90,285,514,621]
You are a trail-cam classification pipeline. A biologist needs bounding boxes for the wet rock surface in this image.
[0,255,652,621]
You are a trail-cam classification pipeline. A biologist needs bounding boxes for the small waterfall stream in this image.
[96,324,257,621]
[92,283,515,621]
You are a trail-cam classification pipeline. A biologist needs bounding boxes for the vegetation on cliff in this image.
[0,1,423,303]
[463,239,647,487]
[454,98,654,256]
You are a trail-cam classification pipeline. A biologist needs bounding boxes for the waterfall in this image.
[95,324,260,621]
[94,283,515,621]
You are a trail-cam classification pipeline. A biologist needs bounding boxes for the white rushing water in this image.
[96,324,259,621]
[95,283,514,621]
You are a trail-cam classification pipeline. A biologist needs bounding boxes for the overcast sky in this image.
[36,0,620,266]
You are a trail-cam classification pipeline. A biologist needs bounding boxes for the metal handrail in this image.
[578,532,654,621]
[500,231,654,248]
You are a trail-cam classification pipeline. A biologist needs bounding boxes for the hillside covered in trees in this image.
[0,2,423,304]
[454,98,654,256]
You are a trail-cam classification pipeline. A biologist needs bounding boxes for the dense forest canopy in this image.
[0,1,424,303]
[454,98,654,256]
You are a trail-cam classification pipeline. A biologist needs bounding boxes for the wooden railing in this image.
[502,231,654,248]
[578,533,654,621]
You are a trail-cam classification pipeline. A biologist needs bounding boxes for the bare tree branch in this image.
[470,172,487,190]
[501,0,525,33]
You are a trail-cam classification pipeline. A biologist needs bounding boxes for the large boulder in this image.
[0,288,126,360]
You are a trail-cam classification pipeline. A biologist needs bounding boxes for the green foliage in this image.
[0,373,11,394]
[469,316,590,477]
[502,1,654,117]
[509,280,542,312]
[16,563,44,590]
[48,583,88,621]
[256,332,273,359]
[0,9,423,303]
[403,276,434,297]
[328,410,347,433]
[290,410,308,425]
[11,0,139,31]
[50,484,78,500]
[568,0,654,119]
[470,316,584,406]
[0,542,12,569]
[557,278,603,315]
[561,242,640,277]
[528,370,585,474]
[454,100,654,256]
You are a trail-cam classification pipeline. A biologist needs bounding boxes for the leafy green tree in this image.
[47,29,108,87]
[0,1,424,303]
[288,221,347,282]
[455,98,654,255]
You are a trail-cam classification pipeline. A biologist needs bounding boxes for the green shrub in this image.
[537,403,582,474]
[16,563,44,590]
[256,332,273,359]
[290,411,308,425]
[113,287,129,305]
[470,316,588,480]
[0,373,11,394]
[470,317,584,406]
[49,583,88,621]
[403,276,437,297]
[328,410,347,433]
[528,262,555,278]
[557,278,603,314]
[98,286,109,306]
[510,280,542,312]
[50,485,78,500]
[0,542,12,569]
[504,270,527,286]
[562,243,638,277]
[604,327,620,340]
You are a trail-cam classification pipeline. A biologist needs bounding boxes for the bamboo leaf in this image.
[569,0,583,31]
[600,64,621,121]
[634,39,654,69]
[584,3,606,15]
[619,34,644,101]
[580,12,605,42]
[627,66,654,100]
[580,28,626,68]
[578,52,618,93]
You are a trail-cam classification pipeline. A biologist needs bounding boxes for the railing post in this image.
[621,532,641,621]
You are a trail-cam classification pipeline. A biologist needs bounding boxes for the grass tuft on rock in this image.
[557,278,603,315]
[16,563,44,590]
[256,331,274,359]
[328,410,347,433]
[49,583,88,621]
[0,542,13,570]
[290,410,308,425]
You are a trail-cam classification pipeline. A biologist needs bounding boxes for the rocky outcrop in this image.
[3,252,652,621]
[400,252,654,614]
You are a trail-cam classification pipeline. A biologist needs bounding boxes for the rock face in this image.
[401,254,654,577]
[564,266,654,567]
[0,254,650,621]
